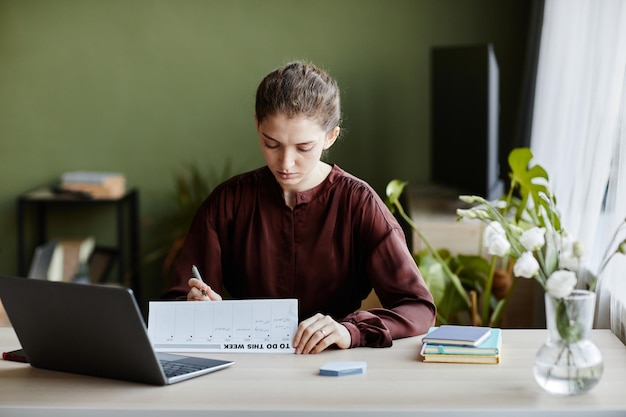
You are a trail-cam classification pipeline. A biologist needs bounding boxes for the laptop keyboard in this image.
[160,360,209,378]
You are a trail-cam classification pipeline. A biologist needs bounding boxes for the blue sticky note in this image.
[319,361,367,377]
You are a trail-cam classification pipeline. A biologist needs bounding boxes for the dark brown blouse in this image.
[163,164,435,347]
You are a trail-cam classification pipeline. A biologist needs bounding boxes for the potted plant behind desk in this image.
[386,147,626,328]
[142,161,231,292]
[386,179,502,326]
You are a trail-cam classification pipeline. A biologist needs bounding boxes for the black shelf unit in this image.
[16,187,140,303]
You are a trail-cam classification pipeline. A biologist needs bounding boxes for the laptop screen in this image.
[0,276,232,385]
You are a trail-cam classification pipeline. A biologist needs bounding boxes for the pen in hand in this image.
[191,265,207,297]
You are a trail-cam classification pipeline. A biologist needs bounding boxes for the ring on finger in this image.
[319,328,326,337]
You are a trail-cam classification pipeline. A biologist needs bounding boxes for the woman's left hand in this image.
[293,313,351,354]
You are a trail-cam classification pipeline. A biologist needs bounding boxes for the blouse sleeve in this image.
[161,200,224,300]
[339,221,436,348]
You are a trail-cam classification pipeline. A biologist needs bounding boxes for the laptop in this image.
[0,275,233,385]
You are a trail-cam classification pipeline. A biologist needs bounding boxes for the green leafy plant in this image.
[386,180,495,325]
[143,160,232,285]
[455,148,625,393]
[458,148,625,323]
[387,147,626,327]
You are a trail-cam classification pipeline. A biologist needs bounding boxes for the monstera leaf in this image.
[508,148,561,231]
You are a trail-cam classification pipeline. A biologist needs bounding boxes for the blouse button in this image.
[300,195,306,200]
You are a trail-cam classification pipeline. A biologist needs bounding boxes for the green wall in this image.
[0,0,530,302]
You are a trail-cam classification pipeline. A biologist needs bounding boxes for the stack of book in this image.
[60,171,126,199]
[28,237,96,282]
[420,325,502,364]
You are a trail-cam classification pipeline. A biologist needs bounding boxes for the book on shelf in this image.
[421,325,492,347]
[421,328,502,356]
[60,171,126,199]
[58,237,96,282]
[28,240,63,281]
[28,237,96,282]
[88,247,116,284]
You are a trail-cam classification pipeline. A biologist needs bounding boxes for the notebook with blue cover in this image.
[422,327,502,355]
[421,325,492,347]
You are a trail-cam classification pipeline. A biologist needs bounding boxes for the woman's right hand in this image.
[186,278,222,301]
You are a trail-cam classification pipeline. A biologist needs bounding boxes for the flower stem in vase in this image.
[533,290,603,395]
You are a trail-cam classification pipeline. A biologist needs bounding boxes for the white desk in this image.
[1,327,625,416]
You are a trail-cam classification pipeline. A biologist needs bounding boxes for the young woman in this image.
[163,61,435,354]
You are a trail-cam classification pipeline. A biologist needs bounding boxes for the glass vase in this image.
[533,289,603,395]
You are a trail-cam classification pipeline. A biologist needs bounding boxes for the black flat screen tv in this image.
[431,44,503,200]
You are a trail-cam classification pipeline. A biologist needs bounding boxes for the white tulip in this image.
[547,232,581,272]
[519,227,546,251]
[546,270,577,298]
[513,251,540,278]
[483,222,511,257]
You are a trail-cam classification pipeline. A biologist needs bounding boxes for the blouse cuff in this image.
[340,311,393,348]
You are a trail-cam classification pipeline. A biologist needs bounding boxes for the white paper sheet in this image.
[148,299,298,353]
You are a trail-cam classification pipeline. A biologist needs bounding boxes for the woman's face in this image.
[256,113,339,193]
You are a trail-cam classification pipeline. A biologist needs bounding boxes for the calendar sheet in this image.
[147,299,298,353]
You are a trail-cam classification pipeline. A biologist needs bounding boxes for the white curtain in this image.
[530,0,626,341]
